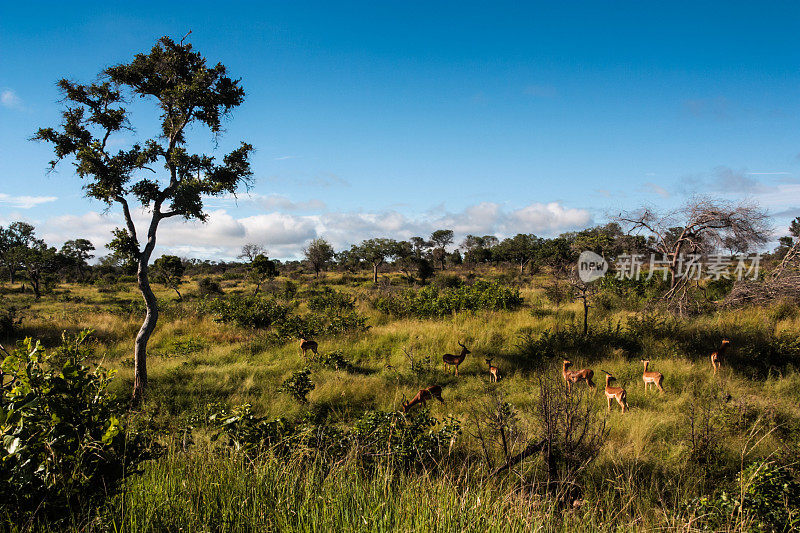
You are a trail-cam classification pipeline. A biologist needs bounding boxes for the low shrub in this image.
[307,288,356,313]
[278,368,315,403]
[373,281,523,318]
[198,277,223,296]
[211,405,460,472]
[205,295,290,329]
[0,330,157,525]
[689,461,800,532]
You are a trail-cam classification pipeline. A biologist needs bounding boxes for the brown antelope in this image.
[710,339,730,375]
[442,341,470,376]
[602,371,628,413]
[299,338,318,362]
[562,360,596,392]
[401,385,445,412]
[641,360,664,392]
[486,358,500,382]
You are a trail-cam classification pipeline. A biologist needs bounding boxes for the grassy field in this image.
[2,269,800,531]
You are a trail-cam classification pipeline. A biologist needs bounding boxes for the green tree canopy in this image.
[34,36,254,402]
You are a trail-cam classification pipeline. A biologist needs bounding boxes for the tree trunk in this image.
[132,257,158,405]
[583,299,589,335]
[131,215,161,406]
[373,264,378,283]
[31,274,41,299]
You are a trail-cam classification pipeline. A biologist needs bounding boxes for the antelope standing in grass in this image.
[711,339,730,375]
[602,371,628,413]
[443,341,470,376]
[299,338,318,362]
[562,360,596,392]
[486,358,500,382]
[401,385,445,412]
[641,360,664,393]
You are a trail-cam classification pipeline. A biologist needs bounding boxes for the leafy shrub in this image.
[690,462,800,532]
[307,288,356,313]
[541,279,572,307]
[0,302,23,338]
[352,411,461,470]
[373,281,523,318]
[314,349,352,371]
[278,368,315,403]
[705,276,735,301]
[206,295,290,329]
[211,405,460,472]
[282,280,298,301]
[210,404,299,455]
[596,274,666,300]
[0,331,156,524]
[198,276,223,296]
[433,273,462,289]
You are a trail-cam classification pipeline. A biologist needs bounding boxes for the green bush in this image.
[373,281,523,318]
[278,368,315,403]
[198,276,223,296]
[307,288,356,313]
[690,461,800,532]
[0,330,156,524]
[206,295,290,329]
[432,273,462,289]
[314,349,352,371]
[211,405,460,472]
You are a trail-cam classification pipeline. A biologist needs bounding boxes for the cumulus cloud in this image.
[0,193,57,209]
[0,89,22,109]
[36,200,592,261]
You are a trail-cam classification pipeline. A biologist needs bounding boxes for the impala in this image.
[602,371,628,413]
[486,357,500,382]
[711,339,730,375]
[401,385,445,412]
[299,338,318,362]
[443,341,470,376]
[641,360,664,393]
[562,360,596,392]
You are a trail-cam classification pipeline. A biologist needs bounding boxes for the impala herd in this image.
[299,338,732,414]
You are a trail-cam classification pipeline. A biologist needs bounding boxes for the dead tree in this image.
[616,198,770,300]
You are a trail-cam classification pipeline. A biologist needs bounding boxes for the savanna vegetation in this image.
[2,36,800,532]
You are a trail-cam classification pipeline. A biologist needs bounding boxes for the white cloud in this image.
[36,200,592,261]
[0,193,57,209]
[1,89,23,109]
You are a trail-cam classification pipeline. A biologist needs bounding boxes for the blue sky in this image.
[2,1,800,259]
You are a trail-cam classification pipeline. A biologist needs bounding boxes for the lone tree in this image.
[238,243,266,263]
[60,238,95,282]
[152,255,186,300]
[35,36,254,403]
[357,238,400,283]
[303,238,335,278]
[249,253,278,295]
